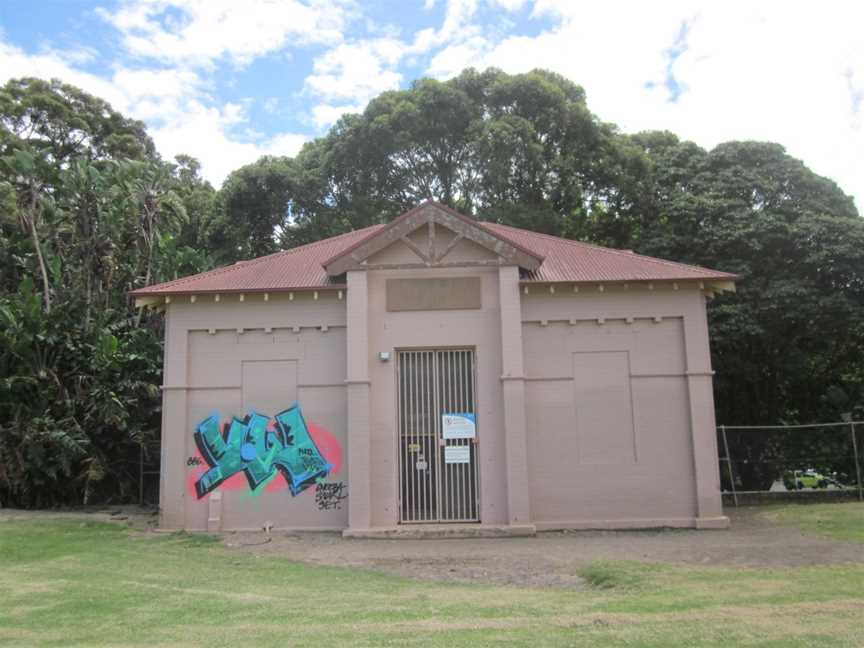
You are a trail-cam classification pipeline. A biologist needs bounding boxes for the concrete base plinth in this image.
[695,516,730,530]
[534,516,731,531]
[342,524,537,539]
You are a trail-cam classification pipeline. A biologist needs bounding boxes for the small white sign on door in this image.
[444,445,471,464]
[442,413,476,439]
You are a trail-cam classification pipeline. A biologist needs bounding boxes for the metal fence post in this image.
[139,443,145,507]
[851,422,863,502]
[720,425,738,507]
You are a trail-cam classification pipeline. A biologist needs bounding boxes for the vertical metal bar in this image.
[422,351,428,520]
[409,352,416,522]
[459,349,471,520]
[417,352,422,521]
[402,352,409,522]
[467,349,477,520]
[471,349,479,519]
[417,351,423,521]
[416,351,423,521]
[851,422,863,502]
[452,350,460,520]
[453,350,460,520]
[403,352,410,522]
[403,352,409,522]
[444,350,453,520]
[429,351,442,520]
[720,425,738,507]
[441,350,448,521]
[415,351,421,521]
[420,351,432,519]
[412,351,424,521]
[402,352,408,521]
[139,443,144,506]
[456,349,464,520]
[406,352,412,522]
[456,350,461,520]
[396,353,402,522]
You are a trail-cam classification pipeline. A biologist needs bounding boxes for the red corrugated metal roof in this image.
[481,222,736,284]
[131,209,734,297]
[130,225,384,295]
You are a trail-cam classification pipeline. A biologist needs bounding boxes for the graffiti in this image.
[315,481,348,511]
[186,456,202,466]
[193,404,333,499]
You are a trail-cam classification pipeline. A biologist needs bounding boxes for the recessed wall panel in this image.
[573,351,636,464]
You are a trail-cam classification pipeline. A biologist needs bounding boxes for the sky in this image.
[1,0,862,211]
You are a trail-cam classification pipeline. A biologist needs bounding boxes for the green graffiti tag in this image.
[194,404,331,498]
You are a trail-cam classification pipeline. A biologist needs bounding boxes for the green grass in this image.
[1,519,864,647]
[761,501,864,543]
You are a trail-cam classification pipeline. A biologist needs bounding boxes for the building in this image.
[132,201,736,535]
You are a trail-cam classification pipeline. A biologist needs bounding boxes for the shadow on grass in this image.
[576,562,648,590]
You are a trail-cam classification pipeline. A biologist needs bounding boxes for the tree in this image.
[279,68,642,247]
[629,134,864,487]
[212,156,296,261]
[0,148,55,313]
[0,77,155,171]
[0,77,216,507]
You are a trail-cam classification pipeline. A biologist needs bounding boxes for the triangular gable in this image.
[322,201,544,276]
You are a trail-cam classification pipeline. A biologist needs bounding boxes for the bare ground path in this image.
[3,505,861,589]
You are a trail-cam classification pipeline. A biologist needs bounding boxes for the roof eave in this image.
[128,284,346,298]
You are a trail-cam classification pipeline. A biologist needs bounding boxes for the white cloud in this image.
[0,40,306,187]
[305,38,404,103]
[262,97,280,115]
[145,101,306,183]
[488,0,528,10]
[0,40,129,108]
[98,0,350,66]
[311,102,364,128]
[427,35,488,78]
[430,0,864,211]
[304,0,486,126]
[408,0,481,54]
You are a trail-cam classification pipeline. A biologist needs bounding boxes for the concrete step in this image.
[342,524,536,539]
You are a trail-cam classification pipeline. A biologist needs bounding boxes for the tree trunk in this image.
[28,192,51,314]
[134,206,156,328]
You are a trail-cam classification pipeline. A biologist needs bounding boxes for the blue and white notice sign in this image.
[442,413,476,439]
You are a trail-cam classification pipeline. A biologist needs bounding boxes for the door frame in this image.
[394,345,481,524]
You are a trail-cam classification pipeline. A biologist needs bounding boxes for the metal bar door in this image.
[397,348,479,523]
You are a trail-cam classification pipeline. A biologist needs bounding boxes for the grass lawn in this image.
[761,501,864,543]
[1,517,863,647]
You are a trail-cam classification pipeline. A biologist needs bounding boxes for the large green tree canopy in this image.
[0,78,215,506]
[2,68,863,504]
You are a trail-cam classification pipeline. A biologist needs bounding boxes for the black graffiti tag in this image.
[315,481,348,511]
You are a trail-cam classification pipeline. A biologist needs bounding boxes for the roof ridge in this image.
[134,224,384,293]
[482,222,733,278]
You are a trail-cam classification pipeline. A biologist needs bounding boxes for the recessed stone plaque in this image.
[386,277,481,312]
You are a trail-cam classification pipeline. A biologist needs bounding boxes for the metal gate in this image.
[397,348,479,523]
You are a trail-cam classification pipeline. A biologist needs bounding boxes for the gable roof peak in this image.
[321,201,544,276]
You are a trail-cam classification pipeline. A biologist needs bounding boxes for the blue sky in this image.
[1,1,862,210]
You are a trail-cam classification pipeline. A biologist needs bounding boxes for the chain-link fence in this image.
[718,421,863,506]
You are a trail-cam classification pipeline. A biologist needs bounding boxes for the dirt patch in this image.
[218,508,864,589]
[4,506,862,590]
